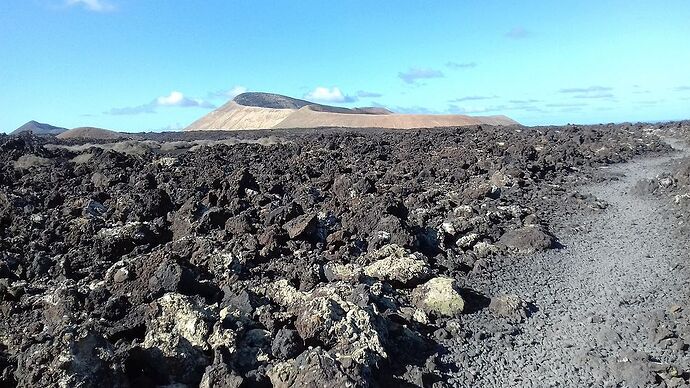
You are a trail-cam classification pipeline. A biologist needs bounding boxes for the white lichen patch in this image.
[266,280,387,366]
[324,262,364,282]
[364,244,431,286]
[143,293,221,356]
[456,233,480,249]
[412,277,465,318]
[97,222,146,239]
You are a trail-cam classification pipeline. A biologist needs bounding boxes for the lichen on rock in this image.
[364,244,431,287]
[267,280,387,366]
[412,277,465,318]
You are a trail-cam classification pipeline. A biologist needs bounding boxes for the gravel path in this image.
[446,142,690,387]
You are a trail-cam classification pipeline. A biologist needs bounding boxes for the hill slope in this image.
[232,92,315,109]
[186,92,518,131]
[56,127,127,140]
[274,105,517,129]
[12,121,67,135]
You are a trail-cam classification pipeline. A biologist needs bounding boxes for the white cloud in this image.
[106,91,215,115]
[157,91,186,106]
[227,86,247,98]
[156,91,214,108]
[305,87,357,103]
[65,0,115,12]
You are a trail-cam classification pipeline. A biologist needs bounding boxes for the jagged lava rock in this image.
[364,244,431,287]
[489,294,530,322]
[498,225,555,254]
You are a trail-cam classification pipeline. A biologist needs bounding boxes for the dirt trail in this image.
[447,141,690,387]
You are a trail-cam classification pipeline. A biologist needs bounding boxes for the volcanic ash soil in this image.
[0,123,685,387]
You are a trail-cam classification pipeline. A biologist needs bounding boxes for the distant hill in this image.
[232,93,393,114]
[233,92,315,110]
[56,127,127,140]
[11,121,67,135]
[186,92,518,131]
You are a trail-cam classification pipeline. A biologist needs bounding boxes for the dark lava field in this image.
[0,123,687,387]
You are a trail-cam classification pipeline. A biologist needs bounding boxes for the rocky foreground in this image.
[0,123,684,387]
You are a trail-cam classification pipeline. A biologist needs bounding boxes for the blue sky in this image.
[1,0,689,132]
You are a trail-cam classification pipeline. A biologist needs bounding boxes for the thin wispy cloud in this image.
[674,86,690,92]
[398,67,444,84]
[108,104,156,115]
[446,61,477,69]
[448,104,515,114]
[208,85,248,100]
[304,87,357,103]
[558,86,614,99]
[545,102,589,112]
[357,90,383,98]
[394,105,441,114]
[447,104,484,114]
[449,95,498,102]
[509,99,541,104]
[107,91,215,115]
[631,85,650,94]
[560,106,585,113]
[544,102,588,108]
[559,86,612,94]
[65,0,115,12]
[573,93,614,99]
[505,27,530,39]
[448,101,543,114]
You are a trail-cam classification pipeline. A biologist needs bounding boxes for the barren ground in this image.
[1,124,688,387]
[448,139,690,387]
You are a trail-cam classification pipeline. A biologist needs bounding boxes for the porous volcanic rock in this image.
[488,294,530,322]
[0,123,675,386]
[364,244,431,287]
[498,225,556,254]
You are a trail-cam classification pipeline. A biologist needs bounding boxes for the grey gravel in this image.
[445,142,690,387]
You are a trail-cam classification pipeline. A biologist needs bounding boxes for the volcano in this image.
[185,92,518,131]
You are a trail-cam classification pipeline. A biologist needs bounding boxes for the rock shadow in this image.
[461,289,491,314]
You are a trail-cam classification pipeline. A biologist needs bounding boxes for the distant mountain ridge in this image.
[234,92,392,114]
[232,92,314,110]
[12,120,67,135]
[186,92,518,131]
